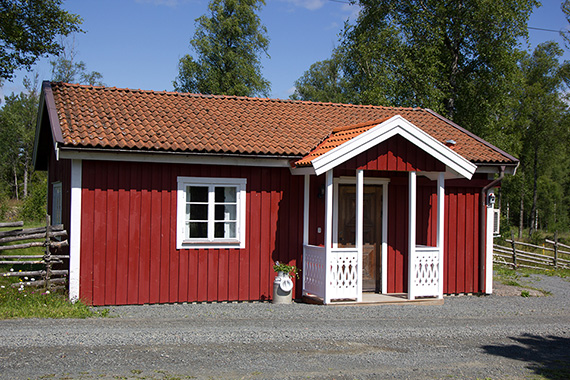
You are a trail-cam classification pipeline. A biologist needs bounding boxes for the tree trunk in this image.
[529,143,539,237]
[23,164,28,199]
[13,165,19,201]
[519,186,524,239]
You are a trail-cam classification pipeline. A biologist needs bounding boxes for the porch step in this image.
[302,293,444,306]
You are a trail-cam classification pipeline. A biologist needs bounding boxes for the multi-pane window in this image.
[177,177,246,249]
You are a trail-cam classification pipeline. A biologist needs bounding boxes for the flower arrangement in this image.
[273,261,300,279]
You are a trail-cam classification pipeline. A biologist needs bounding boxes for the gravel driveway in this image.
[1,274,569,380]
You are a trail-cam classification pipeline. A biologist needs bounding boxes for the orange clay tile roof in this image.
[295,119,390,166]
[47,82,517,165]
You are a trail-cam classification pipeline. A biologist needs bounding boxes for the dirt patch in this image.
[493,281,544,297]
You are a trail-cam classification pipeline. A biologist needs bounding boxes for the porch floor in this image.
[302,292,444,306]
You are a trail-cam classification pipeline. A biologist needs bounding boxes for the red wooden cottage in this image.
[33,82,518,305]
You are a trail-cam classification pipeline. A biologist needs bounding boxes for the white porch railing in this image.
[410,245,442,299]
[303,245,359,302]
[303,245,326,299]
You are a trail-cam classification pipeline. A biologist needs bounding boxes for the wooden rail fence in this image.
[494,232,570,270]
[0,218,69,290]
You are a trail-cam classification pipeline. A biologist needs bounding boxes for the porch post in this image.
[302,174,310,296]
[303,174,310,246]
[324,169,333,304]
[437,172,445,299]
[408,171,417,300]
[356,169,364,302]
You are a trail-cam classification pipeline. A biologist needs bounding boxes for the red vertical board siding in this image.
[217,249,229,301]
[127,163,141,304]
[249,170,261,300]
[161,166,175,303]
[340,136,445,172]
[148,166,161,303]
[464,188,475,293]
[443,186,482,294]
[92,162,107,305]
[268,170,281,298]
[138,167,151,304]
[473,191,481,292]
[259,168,272,300]
[77,157,488,305]
[239,167,250,301]
[80,162,94,303]
[104,162,118,305]
[116,163,130,305]
[386,182,408,293]
[446,189,457,293]
[456,188,466,292]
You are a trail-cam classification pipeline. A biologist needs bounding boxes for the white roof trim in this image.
[310,115,477,179]
[58,148,294,168]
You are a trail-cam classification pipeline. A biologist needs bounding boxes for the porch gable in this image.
[294,115,477,179]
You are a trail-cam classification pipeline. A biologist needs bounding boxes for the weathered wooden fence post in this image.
[553,231,558,269]
[44,215,52,291]
[510,231,517,269]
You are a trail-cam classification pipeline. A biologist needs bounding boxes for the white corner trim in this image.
[303,175,310,246]
[485,202,495,294]
[311,115,477,179]
[69,159,82,303]
[437,172,445,299]
[408,171,417,301]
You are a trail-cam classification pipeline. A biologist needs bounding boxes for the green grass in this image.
[494,264,570,279]
[0,285,96,319]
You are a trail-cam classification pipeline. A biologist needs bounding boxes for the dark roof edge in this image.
[43,81,64,143]
[33,82,64,168]
[425,109,519,163]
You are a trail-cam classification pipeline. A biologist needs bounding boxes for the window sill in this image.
[177,240,244,250]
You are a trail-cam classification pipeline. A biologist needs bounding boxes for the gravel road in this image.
[1,274,569,380]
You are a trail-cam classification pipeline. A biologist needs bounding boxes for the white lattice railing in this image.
[327,248,358,300]
[303,245,359,302]
[410,245,442,299]
[303,245,326,299]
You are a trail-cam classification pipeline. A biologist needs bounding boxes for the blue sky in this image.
[2,0,570,100]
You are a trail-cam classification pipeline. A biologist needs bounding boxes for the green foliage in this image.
[0,0,83,80]
[0,285,94,319]
[293,0,538,143]
[0,76,39,202]
[50,39,104,85]
[173,0,270,97]
[21,171,47,221]
[273,261,299,279]
[500,42,570,235]
[291,53,349,103]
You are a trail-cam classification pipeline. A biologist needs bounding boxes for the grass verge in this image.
[0,285,97,319]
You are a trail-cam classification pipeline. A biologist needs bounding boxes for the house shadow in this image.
[482,334,570,379]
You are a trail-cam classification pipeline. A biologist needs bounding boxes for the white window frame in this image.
[52,182,62,226]
[177,177,247,249]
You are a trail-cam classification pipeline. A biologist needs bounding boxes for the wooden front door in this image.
[338,184,383,292]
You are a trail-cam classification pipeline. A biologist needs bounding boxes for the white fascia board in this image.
[58,149,294,168]
[289,165,316,176]
[475,163,518,175]
[311,115,477,179]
